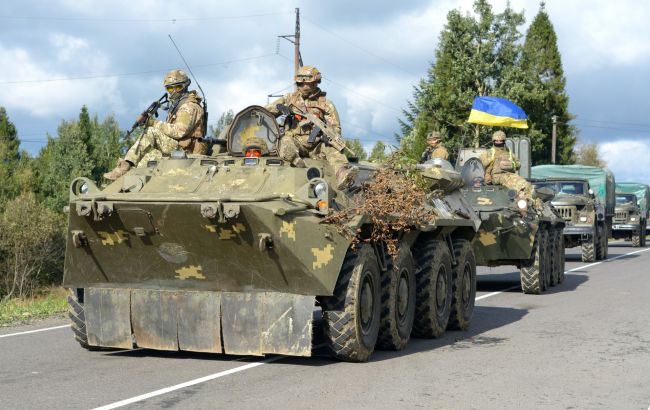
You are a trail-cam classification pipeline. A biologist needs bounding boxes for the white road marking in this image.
[475,286,520,301]
[0,324,70,339]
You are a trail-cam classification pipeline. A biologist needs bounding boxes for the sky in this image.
[1,0,649,183]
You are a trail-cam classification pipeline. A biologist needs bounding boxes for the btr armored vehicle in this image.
[531,166,615,262]
[63,105,480,362]
[456,138,566,295]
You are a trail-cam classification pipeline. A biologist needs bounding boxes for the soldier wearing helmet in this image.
[480,130,537,208]
[104,69,206,180]
[265,65,357,189]
[419,130,449,163]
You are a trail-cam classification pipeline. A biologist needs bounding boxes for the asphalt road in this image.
[2,241,649,409]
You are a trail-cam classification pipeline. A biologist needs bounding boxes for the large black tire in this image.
[540,228,550,291]
[632,228,641,247]
[322,245,381,362]
[377,246,416,351]
[581,231,596,262]
[549,228,559,287]
[641,224,647,247]
[412,239,452,338]
[557,231,566,284]
[521,228,546,294]
[68,290,98,350]
[595,224,604,260]
[447,239,476,331]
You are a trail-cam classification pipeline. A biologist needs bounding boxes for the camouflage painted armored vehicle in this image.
[531,166,615,262]
[63,105,480,362]
[456,140,566,295]
[612,193,646,246]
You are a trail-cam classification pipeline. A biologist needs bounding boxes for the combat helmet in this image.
[492,130,506,142]
[427,130,442,142]
[295,65,322,84]
[163,69,191,88]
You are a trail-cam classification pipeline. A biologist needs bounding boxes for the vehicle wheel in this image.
[557,230,566,284]
[581,231,596,262]
[322,244,381,362]
[595,224,605,260]
[632,229,641,247]
[549,228,559,287]
[377,245,416,350]
[68,289,101,351]
[602,225,609,259]
[447,239,476,331]
[641,224,647,247]
[521,229,545,294]
[412,238,452,338]
[540,227,550,291]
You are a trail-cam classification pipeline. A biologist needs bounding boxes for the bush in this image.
[0,192,65,300]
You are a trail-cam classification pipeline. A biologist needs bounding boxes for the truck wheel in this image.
[557,230,566,284]
[447,239,476,331]
[520,229,545,294]
[641,224,647,247]
[601,225,609,259]
[322,244,381,362]
[377,246,415,350]
[632,230,641,247]
[595,224,604,260]
[581,233,596,262]
[412,239,452,338]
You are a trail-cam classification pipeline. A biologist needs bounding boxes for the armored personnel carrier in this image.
[456,140,566,295]
[63,105,479,362]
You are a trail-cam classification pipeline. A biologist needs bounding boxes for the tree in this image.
[0,192,65,300]
[574,142,606,167]
[0,107,20,203]
[368,141,387,163]
[516,3,576,164]
[345,139,367,161]
[89,114,122,180]
[209,110,234,138]
[400,0,526,161]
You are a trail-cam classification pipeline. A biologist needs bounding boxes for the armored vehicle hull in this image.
[64,106,479,361]
[457,142,565,295]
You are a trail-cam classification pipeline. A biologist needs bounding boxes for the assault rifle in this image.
[126,93,168,138]
[277,104,355,156]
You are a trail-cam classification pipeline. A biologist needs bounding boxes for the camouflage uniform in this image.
[480,139,534,204]
[104,69,205,180]
[265,66,353,187]
[125,91,205,167]
[419,131,449,163]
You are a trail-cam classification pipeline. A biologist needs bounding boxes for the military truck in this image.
[616,182,650,229]
[531,166,615,262]
[612,192,646,246]
[455,139,566,295]
[63,105,480,362]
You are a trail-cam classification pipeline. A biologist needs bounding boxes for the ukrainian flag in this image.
[467,96,529,129]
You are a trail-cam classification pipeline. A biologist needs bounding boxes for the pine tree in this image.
[518,3,576,164]
[209,110,235,138]
[0,107,21,203]
[400,0,526,161]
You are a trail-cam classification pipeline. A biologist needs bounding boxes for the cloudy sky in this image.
[1,0,649,183]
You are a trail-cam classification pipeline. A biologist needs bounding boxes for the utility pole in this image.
[551,115,558,164]
[278,8,303,88]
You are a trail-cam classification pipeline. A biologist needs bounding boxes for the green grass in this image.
[0,288,68,327]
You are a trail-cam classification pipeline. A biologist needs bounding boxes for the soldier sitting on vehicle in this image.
[104,69,206,180]
[419,131,449,163]
[480,130,539,209]
[265,65,357,189]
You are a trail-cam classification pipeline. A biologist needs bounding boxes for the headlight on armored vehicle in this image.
[313,181,328,199]
[517,199,527,210]
[79,182,89,194]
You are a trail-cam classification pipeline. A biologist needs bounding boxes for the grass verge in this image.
[0,287,68,327]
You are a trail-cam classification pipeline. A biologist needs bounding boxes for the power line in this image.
[302,17,417,77]
[0,54,277,85]
[572,122,650,134]
[0,12,291,23]
[574,118,650,128]
[322,77,402,113]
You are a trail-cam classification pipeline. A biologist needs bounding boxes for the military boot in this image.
[103,159,132,180]
[336,165,359,190]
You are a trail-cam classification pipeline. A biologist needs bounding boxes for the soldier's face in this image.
[297,81,316,96]
[427,139,440,147]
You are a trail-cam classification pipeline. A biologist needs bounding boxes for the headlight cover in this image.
[313,181,328,199]
[517,199,527,210]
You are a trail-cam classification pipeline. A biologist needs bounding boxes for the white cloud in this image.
[599,140,650,184]
[0,36,124,118]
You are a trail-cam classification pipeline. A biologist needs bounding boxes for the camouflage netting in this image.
[324,166,437,258]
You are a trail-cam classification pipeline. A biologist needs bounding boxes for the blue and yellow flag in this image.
[467,96,529,129]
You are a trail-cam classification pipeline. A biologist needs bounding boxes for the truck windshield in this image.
[616,195,635,205]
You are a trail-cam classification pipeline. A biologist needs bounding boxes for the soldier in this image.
[265,65,357,189]
[419,131,449,163]
[104,69,206,180]
[480,130,536,207]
